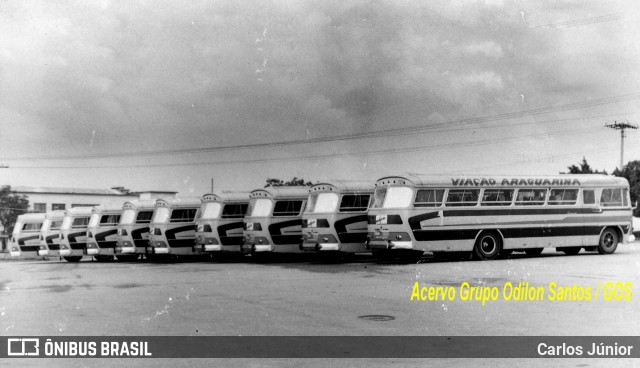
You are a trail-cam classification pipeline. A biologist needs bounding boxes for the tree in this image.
[563,157,607,174]
[0,186,29,235]
[612,160,640,215]
[264,177,313,188]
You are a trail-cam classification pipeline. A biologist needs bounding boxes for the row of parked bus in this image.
[8,174,634,262]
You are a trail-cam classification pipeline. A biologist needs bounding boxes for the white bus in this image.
[241,186,309,256]
[9,213,46,258]
[195,191,249,256]
[147,197,202,257]
[367,174,632,261]
[59,207,94,262]
[115,199,156,260]
[301,181,373,258]
[86,205,123,262]
[37,210,66,258]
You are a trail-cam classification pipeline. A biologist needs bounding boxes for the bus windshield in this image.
[311,193,339,213]
[88,214,100,228]
[120,209,136,225]
[250,199,273,217]
[200,202,222,219]
[151,207,170,224]
[382,187,413,208]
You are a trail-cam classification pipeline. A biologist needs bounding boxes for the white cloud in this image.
[463,41,504,58]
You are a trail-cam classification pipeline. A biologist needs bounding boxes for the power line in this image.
[7,125,605,169]
[530,12,624,28]
[3,92,640,162]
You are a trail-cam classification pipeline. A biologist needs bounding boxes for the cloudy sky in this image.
[1,0,639,195]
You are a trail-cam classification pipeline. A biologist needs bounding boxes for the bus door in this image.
[579,188,600,247]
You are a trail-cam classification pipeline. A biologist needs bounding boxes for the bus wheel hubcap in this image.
[603,234,614,248]
[481,237,496,254]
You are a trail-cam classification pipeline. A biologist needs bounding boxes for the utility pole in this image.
[605,121,638,170]
[210,178,214,193]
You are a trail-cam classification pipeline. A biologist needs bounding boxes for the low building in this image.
[10,186,177,213]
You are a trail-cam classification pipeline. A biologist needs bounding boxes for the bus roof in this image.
[16,213,46,222]
[45,210,67,219]
[92,204,124,214]
[310,180,375,194]
[250,186,310,199]
[122,199,157,210]
[64,207,94,216]
[375,174,629,188]
[154,197,201,208]
[201,191,250,203]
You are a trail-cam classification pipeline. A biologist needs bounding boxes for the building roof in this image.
[10,186,178,197]
[12,186,135,196]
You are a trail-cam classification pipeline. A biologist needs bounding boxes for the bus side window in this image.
[481,189,513,206]
[339,195,371,212]
[548,189,578,205]
[515,189,546,206]
[273,200,303,216]
[583,190,595,205]
[445,189,479,207]
[414,189,444,207]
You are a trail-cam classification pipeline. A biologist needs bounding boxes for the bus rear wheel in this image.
[474,232,501,260]
[598,228,618,254]
[63,256,82,262]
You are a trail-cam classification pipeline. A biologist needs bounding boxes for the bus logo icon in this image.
[7,338,40,356]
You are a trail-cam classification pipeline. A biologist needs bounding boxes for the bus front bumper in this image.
[116,246,136,254]
[301,241,340,251]
[367,239,414,250]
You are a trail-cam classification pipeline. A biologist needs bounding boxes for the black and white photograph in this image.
[1,0,639,366]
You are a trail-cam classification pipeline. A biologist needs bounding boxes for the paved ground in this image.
[1,243,639,367]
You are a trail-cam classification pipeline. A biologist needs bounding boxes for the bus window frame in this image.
[444,189,480,207]
[515,188,547,206]
[414,189,445,208]
[548,188,579,206]
[480,189,514,207]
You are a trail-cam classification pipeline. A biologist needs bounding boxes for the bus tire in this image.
[598,228,618,254]
[558,247,581,255]
[524,248,543,256]
[116,254,139,262]
[63,256,82,262]
[474,232,502,260]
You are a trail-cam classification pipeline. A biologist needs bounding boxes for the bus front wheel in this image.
[598,228,618,254]
[474,232,501,260]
